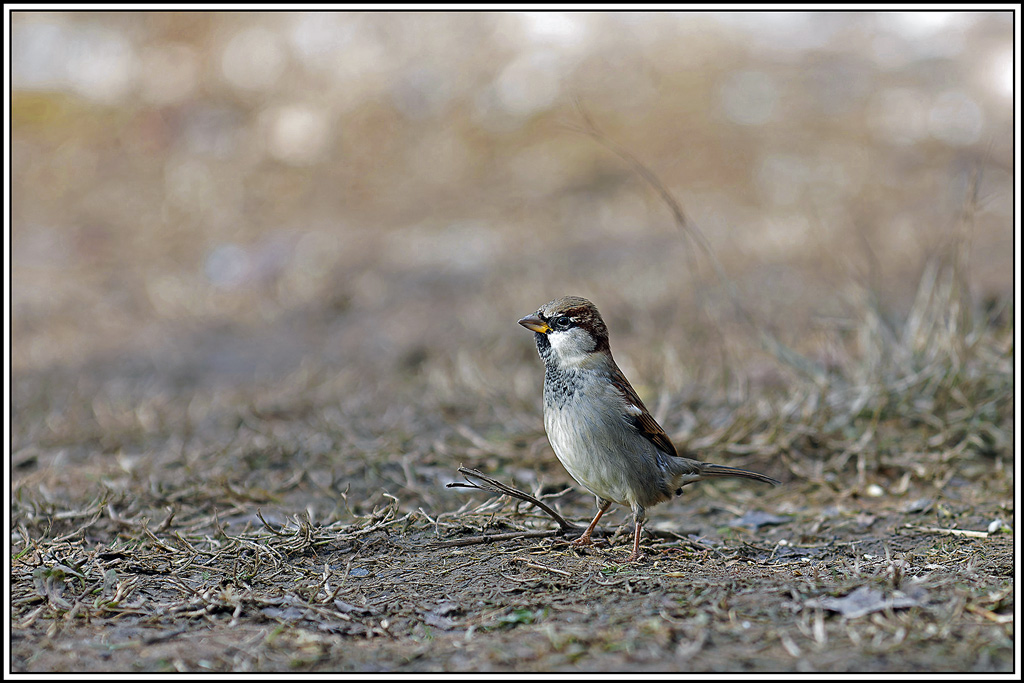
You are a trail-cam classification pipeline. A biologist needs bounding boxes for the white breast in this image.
[543,375,653,507]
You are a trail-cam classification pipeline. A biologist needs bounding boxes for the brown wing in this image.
[608,371,678,457]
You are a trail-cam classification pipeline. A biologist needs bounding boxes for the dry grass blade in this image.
[510,556,572,577]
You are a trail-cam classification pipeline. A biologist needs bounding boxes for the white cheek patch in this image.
[547,329,595,368]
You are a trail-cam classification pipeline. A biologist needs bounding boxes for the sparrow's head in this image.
[518,296,610,367]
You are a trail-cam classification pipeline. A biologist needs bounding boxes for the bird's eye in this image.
[552,316,572,330]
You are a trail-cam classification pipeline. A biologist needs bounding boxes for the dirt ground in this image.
[9,11,1016,675]
[9,279,1016,673]
[9,460,1016,673]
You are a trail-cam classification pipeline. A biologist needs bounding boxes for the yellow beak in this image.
[518,314,550,334]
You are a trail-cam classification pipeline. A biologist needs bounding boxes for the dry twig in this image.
[446,467,580,532]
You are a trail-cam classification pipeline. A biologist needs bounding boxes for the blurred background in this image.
[10,11,1016,511]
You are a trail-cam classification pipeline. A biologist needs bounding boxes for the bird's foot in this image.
[569,533,595,548]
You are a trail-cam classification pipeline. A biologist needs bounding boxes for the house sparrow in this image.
[519,296,779,562]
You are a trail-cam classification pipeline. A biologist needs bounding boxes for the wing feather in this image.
[608,371,678,457]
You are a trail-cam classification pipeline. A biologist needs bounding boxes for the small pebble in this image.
[865,484,884,497]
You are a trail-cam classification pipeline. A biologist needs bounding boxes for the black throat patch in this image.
[536,338,581,410]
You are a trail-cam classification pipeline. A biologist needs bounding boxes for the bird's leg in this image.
[625,506,647,562]
[570,499,612,547]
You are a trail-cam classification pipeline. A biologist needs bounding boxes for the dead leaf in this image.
[806,585,923,619]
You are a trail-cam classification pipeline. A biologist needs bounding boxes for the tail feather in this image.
[697,462,780,486]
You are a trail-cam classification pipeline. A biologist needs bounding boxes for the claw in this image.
[570,500,611,551]
[570,534,595,548]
